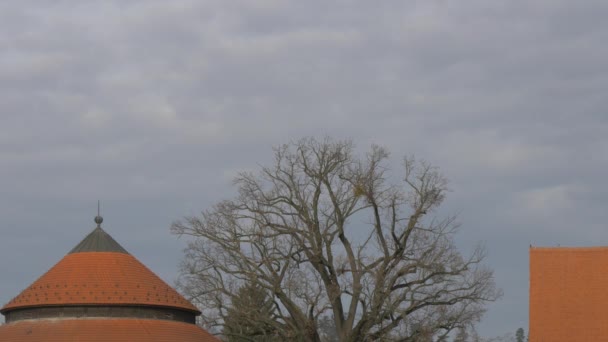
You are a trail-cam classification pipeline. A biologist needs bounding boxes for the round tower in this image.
[0,216,218,341]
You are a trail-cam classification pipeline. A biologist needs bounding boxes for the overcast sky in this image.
[1,0,607,337]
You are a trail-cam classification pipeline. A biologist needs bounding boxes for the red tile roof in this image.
[0,318,219,342]
[1,252,199,314]
[0,223,217,341]
[530,247,608,341]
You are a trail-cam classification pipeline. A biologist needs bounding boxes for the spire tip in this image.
[95,200,103,227]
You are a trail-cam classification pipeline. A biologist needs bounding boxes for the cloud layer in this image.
[2,0,608,336]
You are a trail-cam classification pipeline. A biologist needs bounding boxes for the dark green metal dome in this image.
[69,226,129,254]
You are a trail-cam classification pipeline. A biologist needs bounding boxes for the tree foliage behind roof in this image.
[223,283,284,341]
[172,137,501,342]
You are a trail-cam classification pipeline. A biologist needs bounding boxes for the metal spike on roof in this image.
[94,200,103,228]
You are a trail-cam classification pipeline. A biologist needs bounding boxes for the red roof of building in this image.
[0,319,218,342]
[1,252,199,313]
[530,247,608,341]
[0,221,219,341]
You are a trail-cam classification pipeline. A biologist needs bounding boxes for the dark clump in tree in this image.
[172,137,502,341]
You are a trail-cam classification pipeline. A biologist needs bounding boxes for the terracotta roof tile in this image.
[0,318,219,341]
[1,252,199,314]
[530,247,608,341]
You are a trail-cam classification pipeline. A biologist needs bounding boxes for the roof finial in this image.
[94,200,103,227]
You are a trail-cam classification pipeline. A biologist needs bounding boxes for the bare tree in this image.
[172,137,501,342]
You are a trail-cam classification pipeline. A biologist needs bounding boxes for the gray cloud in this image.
[1,0,608,336]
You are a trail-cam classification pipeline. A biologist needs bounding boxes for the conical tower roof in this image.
[0,216,218,341]
[1,223,199,314]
